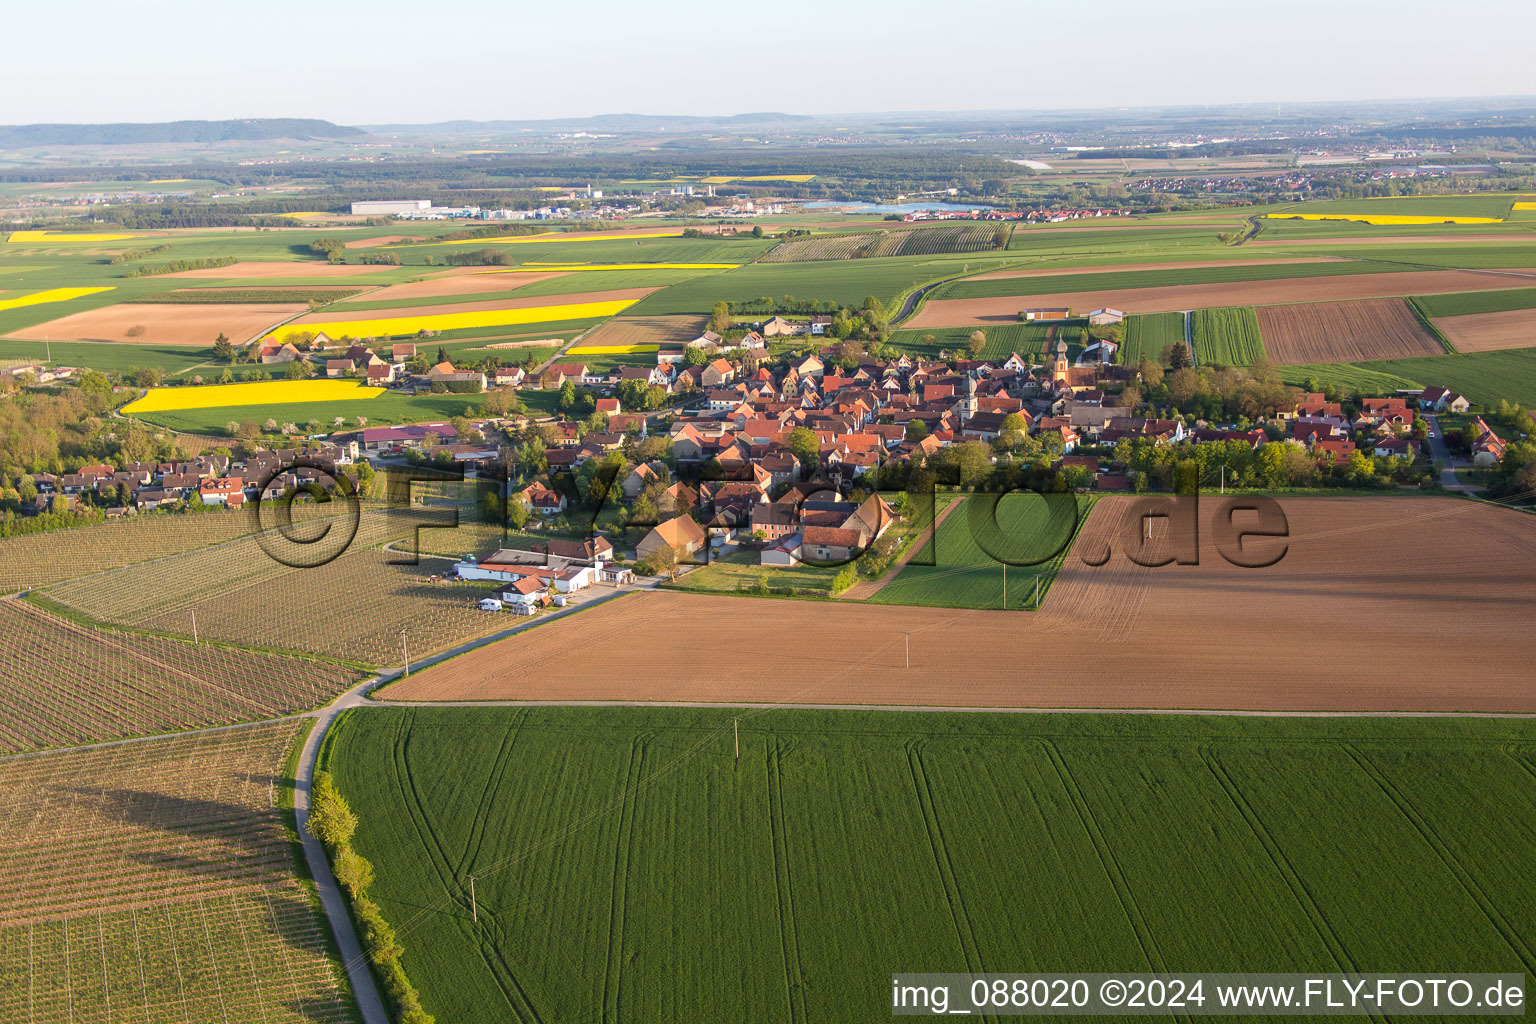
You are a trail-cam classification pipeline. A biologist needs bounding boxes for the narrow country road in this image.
[1424,412,1478,493]
[294,677,391,1024]
[290,580,644,1023]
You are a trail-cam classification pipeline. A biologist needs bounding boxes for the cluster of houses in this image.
[0,363,80,387]
[27,442,360,515]
[251,338,493,391]
[1285,394,1424,463]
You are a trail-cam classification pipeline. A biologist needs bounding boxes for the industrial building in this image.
[349,199,431,216]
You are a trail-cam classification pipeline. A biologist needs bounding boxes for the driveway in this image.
[1425,413,1477,492]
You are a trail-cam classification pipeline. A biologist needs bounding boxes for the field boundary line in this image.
[1405,294,1457,353]
[367,697,1536,718]
[390,713,460,898]
[767,739,809,1024]
[907,743,989,982]
[1342,744,1536,973]
[839,495,965,600]
[453,715,524,879]
[601,738,644,1024]
[1197,746,1375,1010]
[1042,741,1171,980]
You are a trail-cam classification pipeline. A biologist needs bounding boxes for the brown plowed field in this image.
[293,286,655,325]
[5,302,305,345]
[333,269,567,303]
[1256,298,1445,364]
[908,268,1536,326]
[579,313,707,347]
[344,234,410,248]
[1433,308,1536,353]
[164,261,397,279]
[971,257,1338,280]
[389,497,1536,712]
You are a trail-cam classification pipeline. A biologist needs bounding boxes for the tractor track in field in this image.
[767,740,809,1024]
[1197,746,1372,1001]
[1343,744,1536,973]
[601,738,644,1024]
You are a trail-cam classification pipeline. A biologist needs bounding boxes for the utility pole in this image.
[903,631,910,669]
[1034,575,1039,610]
[733,717,739,769]
[1220,463,1226,494]
[467,875,477,923]
[1002,563,1007,609]
[191,608,197,643]
[399,629,410,676]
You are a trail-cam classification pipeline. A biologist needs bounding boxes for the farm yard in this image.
[1190,306,1266,365]
[1254,298,1446,364]
[0,721,358,1024]
[0,599,357,753]
[324,705,1536,1023]
[383,498,1536,711]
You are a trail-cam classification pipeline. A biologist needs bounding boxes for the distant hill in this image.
[0,119,369,147]
[364,112,816,136]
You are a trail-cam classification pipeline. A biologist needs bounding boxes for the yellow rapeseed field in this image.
[568,344,662,355]
[6,231,137,243]
[268,298,638,343]
[1513,202,1536,211]
[276,211,327,219]
[0,287,115,312]
[1265,213,1503,225]
[479,262,740,272]
[122,379,384,414]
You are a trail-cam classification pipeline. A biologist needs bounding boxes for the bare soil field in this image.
[1433,308,1536,353]
[907,268,1536,327]
[5,302,305,344]
[344,234,410,248]
[294,286,656,325]
[579,313,708,347]
[165,261,397,279]
[387,497,1536,712]
[1257,298,1445,363]
[333,269,567,303]
[971,257,1338,280]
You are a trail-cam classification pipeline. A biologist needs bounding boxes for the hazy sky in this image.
[5,0,1534,124]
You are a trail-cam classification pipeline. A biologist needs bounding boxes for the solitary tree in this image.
[709,300,733,334]
[787,426,820,467]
